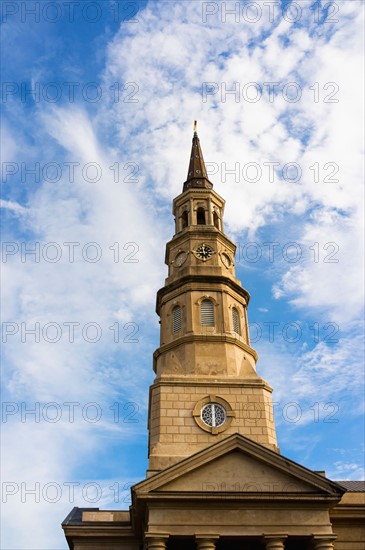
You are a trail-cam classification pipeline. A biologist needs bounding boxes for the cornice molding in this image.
[156,275,250,313]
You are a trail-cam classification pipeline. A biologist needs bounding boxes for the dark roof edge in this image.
[336,480,365,492]
[62,507,99,526]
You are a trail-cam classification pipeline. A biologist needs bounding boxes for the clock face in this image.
[221,252,231,268]
[195,244,214,261]
[174,251,187,267]
[201,403,226,427]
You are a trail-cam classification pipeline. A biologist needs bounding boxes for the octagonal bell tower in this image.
[148,124,278,474]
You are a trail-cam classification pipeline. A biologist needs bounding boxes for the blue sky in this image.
[1,1,364,548]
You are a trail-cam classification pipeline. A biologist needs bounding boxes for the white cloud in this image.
[258,326,364,407]
[0,199,27,215]
[330,461,365,481]
[99,0,364,328]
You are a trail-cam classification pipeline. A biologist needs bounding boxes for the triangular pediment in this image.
[155,450,319,493]
[134,434,344,499]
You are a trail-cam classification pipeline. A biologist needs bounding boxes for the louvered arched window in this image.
[232,307,240,335]
[172,306,182,333]
[197,207,206,225]
[201,299,214,327]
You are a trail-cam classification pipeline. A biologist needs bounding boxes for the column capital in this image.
[312,534,337,550]
[145,532,170,550]
[262,534,288,550]
[195,534,220,550]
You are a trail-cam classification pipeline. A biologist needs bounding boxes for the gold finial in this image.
[194,120,197,134]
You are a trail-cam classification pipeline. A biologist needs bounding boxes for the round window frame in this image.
[193,395,235,435]
[201,403,227,427]
[174,250,188,267]
[220,252,231,268]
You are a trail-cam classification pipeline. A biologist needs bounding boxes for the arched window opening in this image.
[172,306,182,333]
[181,210,188,229]
[201,300,214,327]
[197,207,206,225]
[232,307,240,335]
[213,210,220,229]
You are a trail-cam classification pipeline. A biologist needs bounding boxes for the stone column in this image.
[207,197,212,225]
[145,533,169,550]
[312,535,337,550]
[195,534,219,549]
[263,534,288,550]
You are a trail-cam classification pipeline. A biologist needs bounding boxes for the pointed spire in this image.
[183,121,213,192]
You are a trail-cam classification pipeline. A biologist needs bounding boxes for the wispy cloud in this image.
[1,200,27,215]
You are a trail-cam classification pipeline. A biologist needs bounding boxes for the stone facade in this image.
[62,129,364,549]
[148,380,278,471]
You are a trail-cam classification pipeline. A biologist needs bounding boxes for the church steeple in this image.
[183,121,213,192]
[147,127,279,474]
